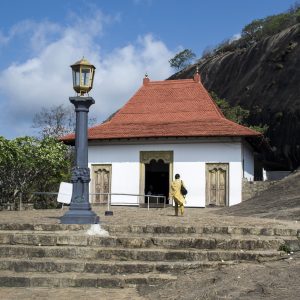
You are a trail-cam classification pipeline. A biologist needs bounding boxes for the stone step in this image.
[0,224,88,232]
[0,245,285,262]
[0,258,239,274]
[0,232,294,250]
[0,224,298,237]
[103,225,299,237]
[0,270,177,288]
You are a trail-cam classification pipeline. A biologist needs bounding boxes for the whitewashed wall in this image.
[88,141,244,207]
[243,143,254,181]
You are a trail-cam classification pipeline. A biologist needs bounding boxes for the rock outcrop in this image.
[170,24,300,170]
[217,170,300,220]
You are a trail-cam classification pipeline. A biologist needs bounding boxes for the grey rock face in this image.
[170,24,300,170]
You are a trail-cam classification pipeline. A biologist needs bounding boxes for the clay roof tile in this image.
[61,77,261,142]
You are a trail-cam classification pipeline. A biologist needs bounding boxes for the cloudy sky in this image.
[0,0,297,138]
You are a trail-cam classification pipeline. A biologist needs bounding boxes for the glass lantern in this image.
[71,57,96,96]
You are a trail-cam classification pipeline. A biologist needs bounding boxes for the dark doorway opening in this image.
[145,159,169,205]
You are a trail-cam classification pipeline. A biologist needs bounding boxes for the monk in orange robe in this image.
[169,174,186,216]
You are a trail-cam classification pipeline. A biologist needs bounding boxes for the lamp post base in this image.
[60,209,99,224]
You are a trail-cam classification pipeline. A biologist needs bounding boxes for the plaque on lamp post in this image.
[61,57,99,224]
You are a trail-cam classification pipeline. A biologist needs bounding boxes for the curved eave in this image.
[61,132,263,148]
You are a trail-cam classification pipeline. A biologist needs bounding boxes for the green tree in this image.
[210,91,268,133]
[248,124,269,134]
[241,19,264,42]
[206,5,300,57]
[0,136,71,208]
[263,13,293,36]
[210,92,249,124]
[241,6,300,45]
[169,49,196,70]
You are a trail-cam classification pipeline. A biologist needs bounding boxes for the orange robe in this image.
[170,179,186,215]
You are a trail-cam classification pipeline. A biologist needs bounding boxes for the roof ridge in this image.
[148,78,195,85]
[194,81,226,119]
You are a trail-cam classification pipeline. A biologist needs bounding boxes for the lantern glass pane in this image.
[72,70,76,86]
[75,70,80,86]
[81,68,90,86]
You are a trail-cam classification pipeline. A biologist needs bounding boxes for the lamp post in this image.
[61,57,99,224]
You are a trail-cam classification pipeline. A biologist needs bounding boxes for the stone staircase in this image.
[0,223,299,288]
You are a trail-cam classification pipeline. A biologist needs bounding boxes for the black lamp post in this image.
[61,58,99,224]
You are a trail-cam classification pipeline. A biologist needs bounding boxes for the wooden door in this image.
[91,165,111,204]
[206,164,228,207]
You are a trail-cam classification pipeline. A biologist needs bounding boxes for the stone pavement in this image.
[0,206,298,229]
[0,206,299,300]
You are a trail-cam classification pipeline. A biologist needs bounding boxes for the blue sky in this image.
[0,0,297,138]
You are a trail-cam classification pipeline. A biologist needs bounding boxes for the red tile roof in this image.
[62,76,261,142]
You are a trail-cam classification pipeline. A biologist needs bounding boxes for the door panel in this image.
[91,165,111,204]
[218,169,226,206]
[206,164,228,207]
[209,169,217,205]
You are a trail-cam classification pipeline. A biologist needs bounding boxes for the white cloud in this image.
[0,10,174,138]
[229,33,241,43]
[96,34,174,115]
[0,30,9,46]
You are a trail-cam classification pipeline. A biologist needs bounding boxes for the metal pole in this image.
[61,97,99,224]
[104,193,113,216]
[147,196,149,211]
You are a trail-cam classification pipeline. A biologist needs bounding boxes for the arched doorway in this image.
[145,159,169,204]
[140,151,173,206]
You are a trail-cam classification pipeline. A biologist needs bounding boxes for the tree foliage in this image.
[241,19,264,41]
[240,4,300,44]
[32,104,97,139]
[169,49,196,70]
[210,91,268,133]
[0,136,71,207]
[210,92,249,124]
[241,14,296,44]
[203,4,300,58]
